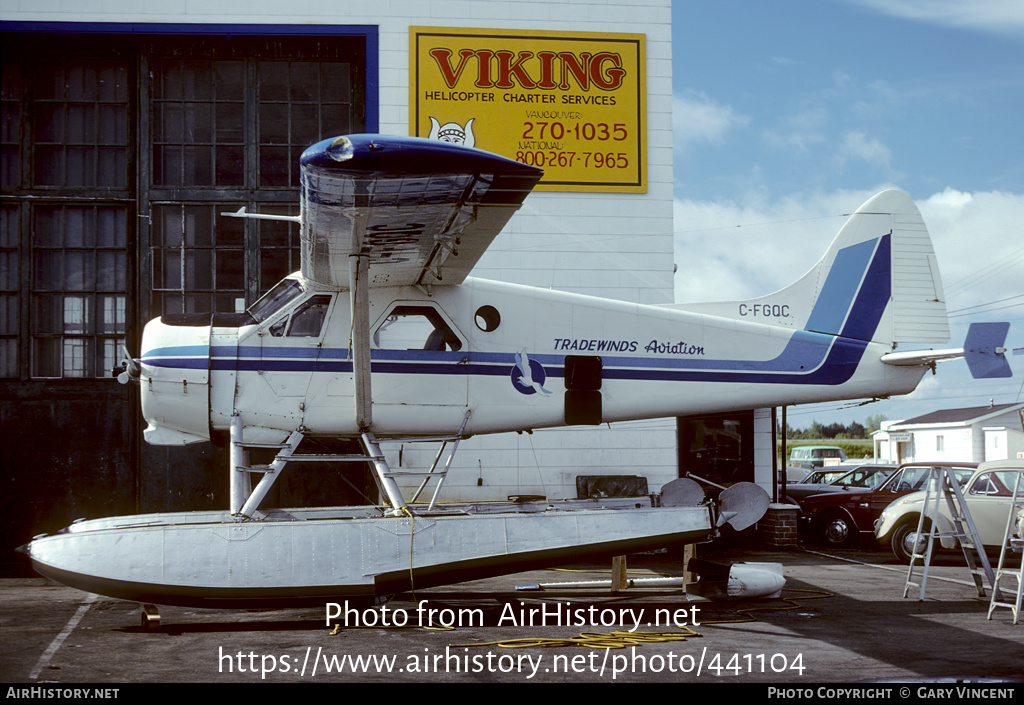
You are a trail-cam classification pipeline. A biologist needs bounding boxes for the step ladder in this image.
[987,469,1024,624]
[903,465,995,601]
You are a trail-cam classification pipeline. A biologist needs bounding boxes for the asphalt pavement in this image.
[2,543,1022,685]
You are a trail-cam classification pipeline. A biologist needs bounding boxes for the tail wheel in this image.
[820,511,856,547]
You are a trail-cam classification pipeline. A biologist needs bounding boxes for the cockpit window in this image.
[248,279,304,323]
[268,295,331,337]
[289,296,331,337]
[374,306,462,352]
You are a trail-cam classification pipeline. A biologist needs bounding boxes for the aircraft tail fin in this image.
[672,190,950,347]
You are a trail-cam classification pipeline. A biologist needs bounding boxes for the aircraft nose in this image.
[139,316,212,445]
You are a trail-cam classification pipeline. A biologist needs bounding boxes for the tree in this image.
[865,414,887,435]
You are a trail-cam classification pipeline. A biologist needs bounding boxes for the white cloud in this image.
[673,188,881,302]
[917,188,1024,313]
[674,187,1024,318]
[843,0,1024,37]
[762,104,829,153]
[837,130,892,167]
[673,89,749,149]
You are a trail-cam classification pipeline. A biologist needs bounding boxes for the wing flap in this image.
[299,135,543,289]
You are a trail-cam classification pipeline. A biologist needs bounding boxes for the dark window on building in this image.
[678,411,755,485]
[30,205,127,377]
[3,46,133,379]
[0,31,366,379]
[0,206,18,378]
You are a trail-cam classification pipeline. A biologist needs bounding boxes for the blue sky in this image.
[670,0,1024,428]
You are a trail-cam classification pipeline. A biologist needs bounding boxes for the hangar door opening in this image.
[677,411,756,486]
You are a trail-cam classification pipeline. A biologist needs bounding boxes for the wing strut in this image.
[349,252,372,430]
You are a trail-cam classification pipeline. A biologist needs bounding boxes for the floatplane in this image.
[21,135,1010,617]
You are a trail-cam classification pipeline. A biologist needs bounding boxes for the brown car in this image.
[799,462,977,548]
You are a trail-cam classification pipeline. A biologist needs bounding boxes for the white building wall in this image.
[985,428,1008,461]
[905,427,973,463]
[3,0,678,500]
[984,427,1024,461]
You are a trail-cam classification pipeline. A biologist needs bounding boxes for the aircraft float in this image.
[21,135,1011,613]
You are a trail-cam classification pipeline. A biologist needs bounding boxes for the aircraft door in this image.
[237,294,334,431]
[370,302,468,433]
[261,294,333,395]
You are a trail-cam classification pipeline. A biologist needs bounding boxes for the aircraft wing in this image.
[299,134,543,290]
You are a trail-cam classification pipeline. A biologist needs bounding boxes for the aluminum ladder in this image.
[903,465,995,601]
[987,470,1024,624]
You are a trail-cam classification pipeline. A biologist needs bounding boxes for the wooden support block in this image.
[683,544,696,587]
[140,603,161,632]
[611,555,627,592]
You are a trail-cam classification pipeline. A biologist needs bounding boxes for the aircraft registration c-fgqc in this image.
[22,134,1011,613]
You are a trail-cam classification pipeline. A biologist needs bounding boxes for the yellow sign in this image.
[410,27,646,193]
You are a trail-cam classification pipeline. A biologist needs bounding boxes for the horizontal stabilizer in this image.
[880,321,1012,379]
[964,321,1011,379]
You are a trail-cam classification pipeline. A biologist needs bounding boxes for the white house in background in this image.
[872,403,1024,464]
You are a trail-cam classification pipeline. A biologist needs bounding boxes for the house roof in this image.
[896,403,1024,427]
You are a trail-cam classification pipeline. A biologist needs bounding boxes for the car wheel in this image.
[892,521,927,564]
[820,511,856,547]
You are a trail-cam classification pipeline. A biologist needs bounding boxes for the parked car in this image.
[800,462,977,548]
[789,445,847,470]
[782,464,897,508]
[779,466,812,483]
[782,466,846,489]
[875,460,1024,563]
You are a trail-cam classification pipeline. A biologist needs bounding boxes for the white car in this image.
[875,460,1024,563]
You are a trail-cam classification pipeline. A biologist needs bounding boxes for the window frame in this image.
[0,24,375,380]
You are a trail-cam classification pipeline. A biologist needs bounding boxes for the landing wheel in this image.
[820,512,856,547]
[891,521,926,564]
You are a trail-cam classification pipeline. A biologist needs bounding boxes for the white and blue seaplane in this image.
[22,135,1010,613]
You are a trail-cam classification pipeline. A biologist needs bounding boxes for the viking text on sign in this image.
[428,49,627,92]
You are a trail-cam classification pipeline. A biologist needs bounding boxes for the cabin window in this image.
[475,305,501,332]
[374,306,462,352]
